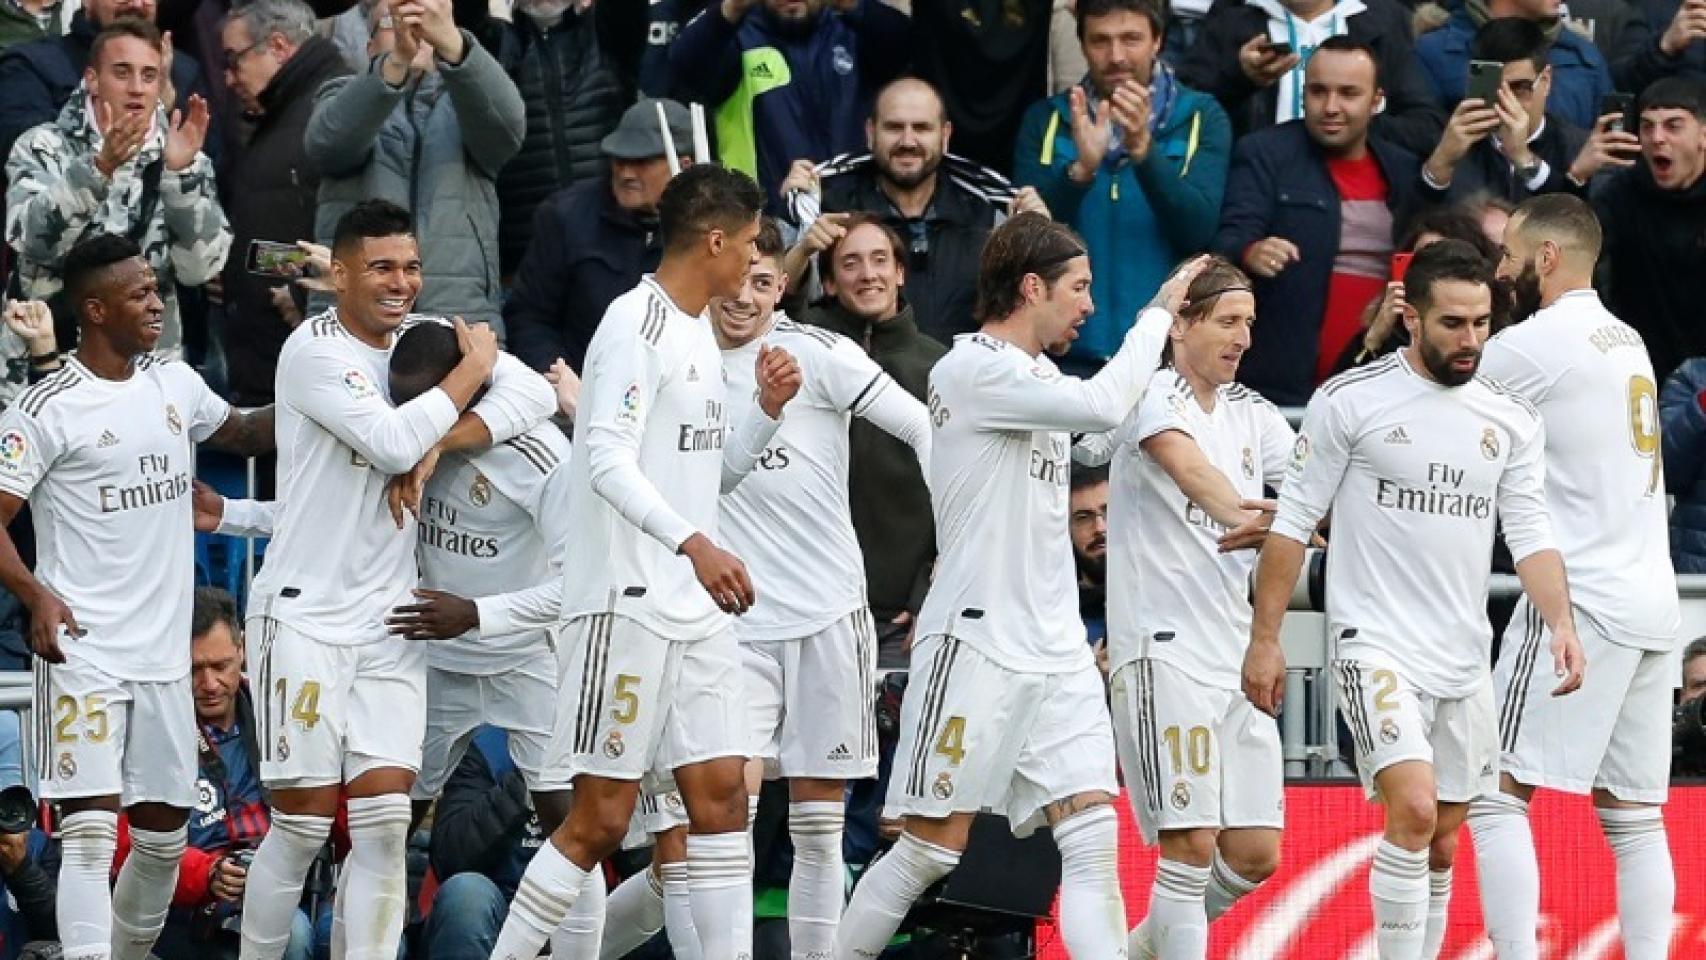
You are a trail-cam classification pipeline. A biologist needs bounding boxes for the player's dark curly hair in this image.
[658,164,764,253]
[332,199,414,257]
[1404,239,1495,316]
[62,233,143,310]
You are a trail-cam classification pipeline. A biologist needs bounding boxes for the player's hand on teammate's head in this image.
[191,480,225,533]
[387,589,478,640]
[1152,254,1215,317]
[755,344,802,419]
[679,533,755,614]
[22,586,78,664]
[1550,626,1587,697]
[452,317,499,378]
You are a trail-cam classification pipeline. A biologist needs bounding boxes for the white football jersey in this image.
[253,310,554,643]
[557,277,780,641]
[0,356,229,681]
[417,424,571,674]
[1107,369,1294,688]
[1273,351,1555,698]
[917,309,1173,673]
[718,317,930,642]
[1480,290,1679,650]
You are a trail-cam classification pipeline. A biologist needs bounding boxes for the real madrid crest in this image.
[1379,718,1401,745]
[57,751,76,780]
[1242,446,1255,479]
[1480,427,1500,461]
[1170,781,1192,811]
[603,730,625,759]
[932,773,954,800]
[469,473,491,508]
[165,403,182,436]
[277,736,291,760]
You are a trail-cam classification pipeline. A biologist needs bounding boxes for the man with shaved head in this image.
[785,76,1038,344]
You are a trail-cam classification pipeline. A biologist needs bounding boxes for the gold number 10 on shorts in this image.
[1163,725,1211,775]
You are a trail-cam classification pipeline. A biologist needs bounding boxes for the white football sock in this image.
[1370,840,1429,960]
[1423,868,1451,960]
[342,795,412,960]
[661,860,701,960]
[549,864,607,960]
[788,801,845,959]
[1467,793,1538,960]
[1055,806,1128,958]
[599,867,665,960]
[835,832,959,960]
[111,823,184,960]
[687,832,752,960]
[1131,849,1264,959]
[1204,850,1262,921]
[59,810,118,960]
[489,839,589,960]
[1147,858,1209,960]
[239,810,332,960]
[1598,807,1674,960]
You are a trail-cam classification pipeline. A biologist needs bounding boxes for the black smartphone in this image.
[245,239,307,278]
[1466,59,1503,106]
[1264,39,1294,57]
[1602,92,1636,134]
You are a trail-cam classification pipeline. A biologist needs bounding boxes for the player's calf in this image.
[1048,793,1128,958]
[786,779,848,960]
[58,799,120,960]
[835,816,968,960]
[1370,763,1438,960]
[112,802,188,960]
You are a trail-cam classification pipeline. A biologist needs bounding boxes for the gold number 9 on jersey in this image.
[1628,375,1659,496]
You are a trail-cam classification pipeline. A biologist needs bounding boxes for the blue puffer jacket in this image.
[1012,83,1231,365]
[1662,357,1706,572]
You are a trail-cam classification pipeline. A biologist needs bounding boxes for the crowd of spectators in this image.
[4,0,1706,954]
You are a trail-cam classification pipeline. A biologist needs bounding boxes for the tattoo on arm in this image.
[205,406,276,457]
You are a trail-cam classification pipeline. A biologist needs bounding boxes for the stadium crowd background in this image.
[2,0,1706,956]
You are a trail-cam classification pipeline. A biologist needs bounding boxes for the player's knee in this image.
[685,782,748,834]
[1385,792,1438,845]
[1220,841,1279,883]
[1161,828,1218,868]
[1428,829,1460,869]
[567,801,633,859]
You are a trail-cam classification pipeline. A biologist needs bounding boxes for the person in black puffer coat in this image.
[457,0,633,276]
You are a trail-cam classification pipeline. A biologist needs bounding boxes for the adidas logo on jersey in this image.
[1384,426,1411,445]
[828,743,852,761]
[749,62,775,80]
[686,364,700,383]
[97,430,119,448]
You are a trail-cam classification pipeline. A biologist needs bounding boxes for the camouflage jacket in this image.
[3,93,230,357]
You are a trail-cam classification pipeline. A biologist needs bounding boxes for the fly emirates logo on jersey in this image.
[98,452,191,514]
[1029,435,1070,486]
[1373,461,1494,519]
[417,496,499,560]
[677,399,725,453]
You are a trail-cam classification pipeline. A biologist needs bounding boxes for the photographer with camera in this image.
[1672,637,1706,778]
[114,588,314,960]
[0,711,58,960]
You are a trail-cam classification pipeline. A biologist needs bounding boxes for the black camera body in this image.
[1673,695,1706,778]
[0,785,36,835]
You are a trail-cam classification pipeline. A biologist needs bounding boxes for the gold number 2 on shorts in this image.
[274,679,322,731]
[53,695,109,744]
[1371,669,1400,712]
[1163,725,1211,775]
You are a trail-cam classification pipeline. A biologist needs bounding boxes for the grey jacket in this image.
[306,32,525,332]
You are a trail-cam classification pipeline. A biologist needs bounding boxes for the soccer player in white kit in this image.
[487,165,802,960]
[708,219,931,956]
[1082,258,1294,960]
[0,235,274,960]
[1468,195,1682,960]
[833,214,1206,960]
[1242,240,1585,960]
[236,201,557,960]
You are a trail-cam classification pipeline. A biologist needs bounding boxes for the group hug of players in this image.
[0,159,1678,960]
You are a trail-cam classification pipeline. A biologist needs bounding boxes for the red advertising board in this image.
[1039,785,1706,958]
